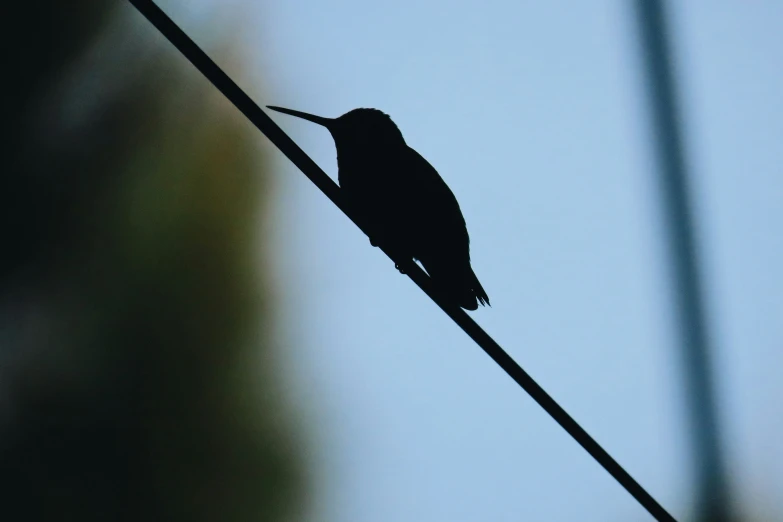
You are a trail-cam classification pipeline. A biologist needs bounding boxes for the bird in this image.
[268,105,490,311]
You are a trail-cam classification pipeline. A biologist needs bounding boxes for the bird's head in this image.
[267,106,405,151]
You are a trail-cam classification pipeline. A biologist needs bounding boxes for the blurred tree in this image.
[0,2,304,521]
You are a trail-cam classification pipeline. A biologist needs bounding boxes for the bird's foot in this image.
[394,263,406,274]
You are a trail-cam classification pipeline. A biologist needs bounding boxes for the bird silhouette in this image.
[268,106,489,311]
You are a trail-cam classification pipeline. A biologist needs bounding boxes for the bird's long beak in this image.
[267,106,334,128]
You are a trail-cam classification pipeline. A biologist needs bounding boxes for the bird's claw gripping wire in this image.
[368,235,406,274]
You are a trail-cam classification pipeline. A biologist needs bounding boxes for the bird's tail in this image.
[470,267,490,308]
[455,266,490,311]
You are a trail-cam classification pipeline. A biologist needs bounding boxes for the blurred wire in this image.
[633,2,732,521]
[126,1,679,520]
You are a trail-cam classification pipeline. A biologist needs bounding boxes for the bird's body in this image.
[269,106,489,311]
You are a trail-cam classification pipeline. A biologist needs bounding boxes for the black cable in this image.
[125,1,678,520]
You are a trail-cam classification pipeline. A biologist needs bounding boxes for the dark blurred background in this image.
[1,2,303,521]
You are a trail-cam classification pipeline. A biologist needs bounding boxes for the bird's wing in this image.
[403,147,467,229]
[402,147,487,309]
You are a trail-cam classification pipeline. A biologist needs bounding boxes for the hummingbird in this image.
[268,105,490,311]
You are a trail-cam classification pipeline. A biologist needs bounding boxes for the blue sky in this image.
[162,1,782,520]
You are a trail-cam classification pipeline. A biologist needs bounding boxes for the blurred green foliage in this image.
[1,2,303,521]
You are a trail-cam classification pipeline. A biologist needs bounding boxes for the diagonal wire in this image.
[126,1,678,520]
